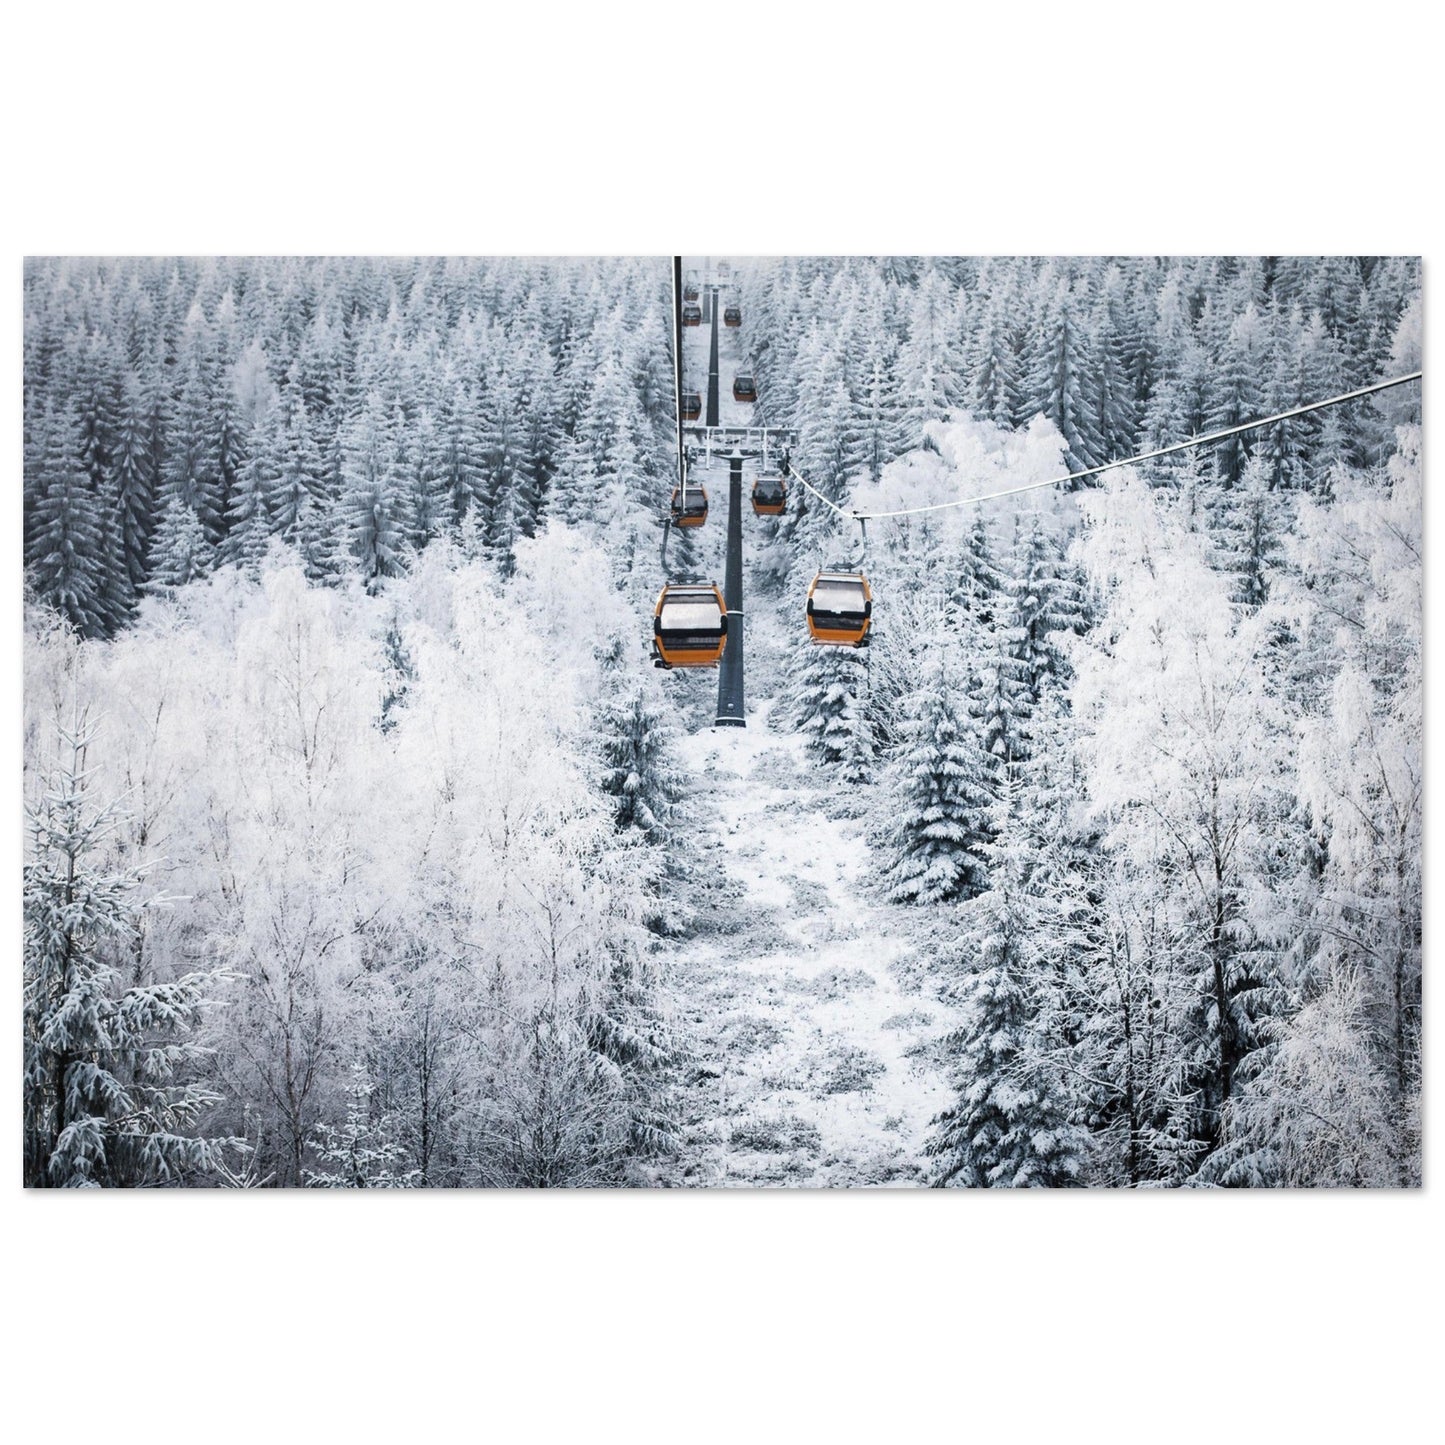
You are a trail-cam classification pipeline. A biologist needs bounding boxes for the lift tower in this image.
[715,450,746,727]
[705,290,721,428]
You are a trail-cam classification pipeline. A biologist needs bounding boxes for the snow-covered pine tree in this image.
[926,780,1088,1187]
[947,513,1003,632]
[110,371,158,594]
[220,412,277,575]
[788,629,875,778]
[342,394,413,589]
[304,1061,418,1188]
[896,267,965,446]
[24,713,232,1186]
[881,654,992,904]
[1214,456,1286,609]
[160,359,226,544]
[1024,280,1105,474]
[25,405,108,637]
[972,629,1029,782]
[404,406,450,551]
[1004,516,1081,706]
[595,638,685,844]
[146,496,214,592]
[1208,304,1266,486]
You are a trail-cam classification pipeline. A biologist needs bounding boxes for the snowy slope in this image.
[657,588,963,1187]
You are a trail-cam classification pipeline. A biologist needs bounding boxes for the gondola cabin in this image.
[680,390,702,421]
[724,304,741,327]
[717,261,731,278]
[751,474,786,516]
[806,571,872,647]
[670,482,708,527]
[683,283,699,302]
[732,373,756,402]
[653,583,727,669]
[682,304,702,326]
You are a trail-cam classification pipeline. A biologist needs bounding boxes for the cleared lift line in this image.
[786,370,1424,523]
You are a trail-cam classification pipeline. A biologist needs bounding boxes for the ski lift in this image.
[732,373,756,402]
[751,474,786,516]
[653,583,727,669]
[806,571,872,647]
[670,481,708,527]
[724,304,741,327]
[682,304,702,326]
[681,390,702,421]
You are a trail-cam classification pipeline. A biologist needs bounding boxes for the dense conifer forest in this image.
[22,255,1422,1187]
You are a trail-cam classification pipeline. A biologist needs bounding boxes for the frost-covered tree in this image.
[24,713,231,1186]
[305,1062,419,1188]
[110,372,158,593]
[596,651,685,844]
[947,513,1003,632]
[1074,474,1292,1160]
[26,406,108,638]
[342,394,413,588]
[788,632,875,780]
[927,783,1088,1187]
[146,496,214,591]
[881,655,993,904]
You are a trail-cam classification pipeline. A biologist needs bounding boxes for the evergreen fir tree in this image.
[926,781,1088,1187]
[266,392,326,537]
[1208,304,1266,485]
[788,631,874,772]
[1004,517,1081,705]
[596,651,684,843]
[881,655,993,904]
[26,406,108,637]
[221,409,278,574]
[304,1061,418,1188]
[948,514,1003,631]
[1216,457,1285,609]
[24,713,231,1186]
[342,395,413,589]
[146,497,214,591]
[405,407,449,551]
[1024,278,1105,474]
[110,372,158,593]
[160,360,226,543]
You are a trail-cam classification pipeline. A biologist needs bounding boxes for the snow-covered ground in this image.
[658,608,963,1187]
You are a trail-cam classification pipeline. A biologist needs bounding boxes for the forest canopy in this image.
[22,255,1422,1188]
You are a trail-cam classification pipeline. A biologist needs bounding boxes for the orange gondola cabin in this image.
[653,583,727,669]
[732,373,756,402]
[682,304,702,326]
[751,474,786,516]
[724,304,741,327]
[680,390,702,421]
[683,283,699,302]
[670,482,708,527]
[806,571,872,647]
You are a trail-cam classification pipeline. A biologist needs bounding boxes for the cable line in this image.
[788,370,1422,523]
